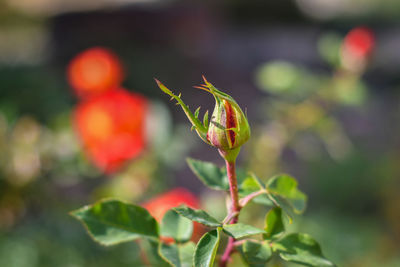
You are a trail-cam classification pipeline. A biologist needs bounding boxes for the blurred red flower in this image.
[74,88,148,173]
[343,27,375,60]
[142,188,205,242]
[67,47,124,98]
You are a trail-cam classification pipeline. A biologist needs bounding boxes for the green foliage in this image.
[72,80,333,267]
[71,199,158,246]
[223,223,266,239]
[161,210,193,243]
[255,61,302,94]
[179,242,196,267]
[273,233,335,267]
[174,205,221,227]
[194,228,222,267]
[239,174,274,206]
[187,158,266,202]
[158,242,195,267]
[252,195,274,206]
[71,160,332,267]
[159,243,181,267]
[186,158,229,190]
[241,240,272,267]
[317,33,342,67]
[266,174,307,216]
[264,207,285,239]
[142,240,171,267]
[239,174,265,195]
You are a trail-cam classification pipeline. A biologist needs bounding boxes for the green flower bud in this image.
[155,76,250,160]
[202,78,250,152]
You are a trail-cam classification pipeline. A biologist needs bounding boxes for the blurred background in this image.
[1,0,400,266]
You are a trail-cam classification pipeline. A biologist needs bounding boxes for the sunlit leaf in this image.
[174,205,221,227]
[241,240,272,267]
[252,194,273,206]
[223,223,265,239]
[273,233,335,267]
[179,242,196,267]
[158,242,196,267]
[159,243,181,267]
[187,158,228,190]
[264,207,285,239]
[239,174,264,196]
[239,174,273,206]
[142,239,170,267]
[194,228,221,267]
[267,175,307,214]
[161,209,193,243]
[186,158,247,191]
[71,199,158,246]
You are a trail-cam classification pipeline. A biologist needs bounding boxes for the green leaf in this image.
[187,158,228,190]
[242,240,272,267]
[223,223,265,239]
[179,242,196,267]
[252,194,273,206]
[142,240,170,267]
[159,243,181,267]
[239,175,264,196]
[267,175,307,214]
[158,242,196,267]
[161,209,193,243]
[194,228,221,267]
[273,233,335,267]
[70,199,158,246]
[266,193,295,221]
[264,207,285,239]
[239,174,272,206]
[186,158,248,191]
[174,205,221,227]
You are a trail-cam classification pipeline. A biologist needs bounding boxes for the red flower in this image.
[67,47,124,98]
[343,27,375,60]
[73,89,148,173]
[142,188,204,242]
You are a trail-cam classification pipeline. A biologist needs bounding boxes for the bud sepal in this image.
[155,79,209,144]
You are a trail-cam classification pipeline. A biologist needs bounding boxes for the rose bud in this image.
[204,78,250,153]
[155,76,250,162]
[341,27,375,72]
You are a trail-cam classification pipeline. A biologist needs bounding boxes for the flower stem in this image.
[225,160,241,222]
[219,158,241,267]
[220,237,235,267]
[222,211,239,225]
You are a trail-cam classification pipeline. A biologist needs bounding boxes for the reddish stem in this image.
[220,237,235,267]
[226,160,241,221]
[239,189,265,207]
[219,159,241,267]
